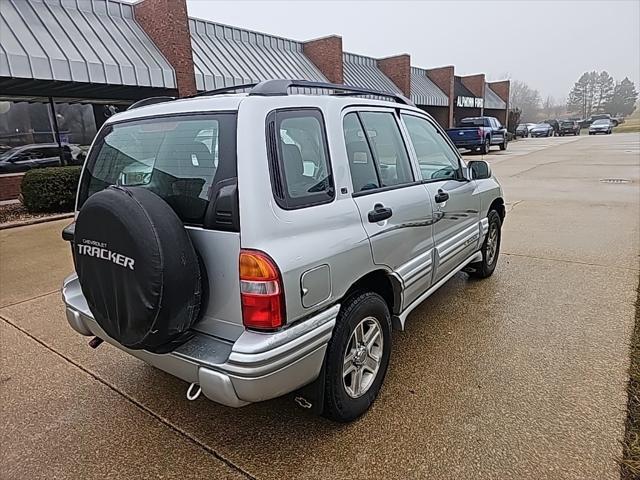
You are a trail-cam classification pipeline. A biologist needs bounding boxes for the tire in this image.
[74,186,202,353]
[499,137,507,150]
[481,137,490,154]
[323,292,392,422]
[468,209,502,279]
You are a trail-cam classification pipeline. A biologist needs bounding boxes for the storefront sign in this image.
[456,96,484,108]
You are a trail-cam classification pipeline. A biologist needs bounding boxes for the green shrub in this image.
[21,166,82,213]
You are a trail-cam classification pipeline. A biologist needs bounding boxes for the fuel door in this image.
[300,264,331,308]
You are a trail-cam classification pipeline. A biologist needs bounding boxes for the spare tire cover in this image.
[74,186,202,353]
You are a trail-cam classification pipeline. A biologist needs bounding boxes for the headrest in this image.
[282,143,304,176]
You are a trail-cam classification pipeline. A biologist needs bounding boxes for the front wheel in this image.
[499,137,507,150]
[323,292,392,422]
[468,210,502,279]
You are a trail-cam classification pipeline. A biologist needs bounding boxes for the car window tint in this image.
[343,112,380,192]
[270,109,334,209]
[358,112,413,187]
[402,114,460,181]
[79,114,236,225]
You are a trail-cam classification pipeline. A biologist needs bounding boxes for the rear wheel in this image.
[323,292,392,422]
[468,209,502,279]
[481,137,491,154]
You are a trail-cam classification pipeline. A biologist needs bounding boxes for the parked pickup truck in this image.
[446,117,508,154]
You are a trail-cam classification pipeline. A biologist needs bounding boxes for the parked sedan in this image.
[0,144,75,174]
[559,120,580,136]
[515,123,530,138]
[529,123,554,137]
[589,119,613,135]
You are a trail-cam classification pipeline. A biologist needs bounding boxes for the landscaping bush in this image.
[21,166,82,213]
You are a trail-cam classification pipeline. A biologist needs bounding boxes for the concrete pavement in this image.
[1,133,638,479]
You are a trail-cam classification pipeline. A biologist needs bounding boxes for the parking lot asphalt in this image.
[1,133,638,480]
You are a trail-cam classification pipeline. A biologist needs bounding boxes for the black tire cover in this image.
[74,186,202,353]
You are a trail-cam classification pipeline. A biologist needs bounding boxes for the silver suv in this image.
[62,80,504,422]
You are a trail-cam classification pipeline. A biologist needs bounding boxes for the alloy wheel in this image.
[343,316,384,398]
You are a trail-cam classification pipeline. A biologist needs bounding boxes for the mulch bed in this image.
[0,203,71,227]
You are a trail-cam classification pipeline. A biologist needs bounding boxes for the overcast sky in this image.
[186,0,640,102]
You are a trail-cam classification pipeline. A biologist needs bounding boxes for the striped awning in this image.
[343,52,402,95]
[0,0,175,88]
[411,67,448,107]
[484,85,506,109]
[190,19,327,91]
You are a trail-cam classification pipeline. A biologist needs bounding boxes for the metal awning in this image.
[343,53,402,95]
[0,0,175,89]
[190,19,327,91]
[411,67,448,107]
[484,85,506,110]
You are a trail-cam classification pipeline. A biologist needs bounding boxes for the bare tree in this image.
[509,80,541,121]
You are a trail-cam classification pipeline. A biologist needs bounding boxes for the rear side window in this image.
[266,109,334,209]
[78,113,237,227]
[343,113,380,192]
[357,112,413,187]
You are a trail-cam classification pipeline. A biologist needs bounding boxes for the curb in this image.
[0,213,74,231]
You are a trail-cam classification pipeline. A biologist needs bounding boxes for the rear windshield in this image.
[459,118,486,127]
[561,121,574,126]
[78,113,237,226]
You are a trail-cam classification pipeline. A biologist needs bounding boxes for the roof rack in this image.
[193,79,414,106]
[191,83,259,98]
[127,96,175,110]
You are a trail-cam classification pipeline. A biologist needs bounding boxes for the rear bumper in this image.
[62,274,338,407]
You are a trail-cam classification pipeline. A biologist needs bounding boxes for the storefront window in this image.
[0,100,97,173]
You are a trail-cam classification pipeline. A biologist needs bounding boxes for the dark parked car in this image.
[580,113,619,129]
[559,120,580,136]
[0,144,80,174]
[515,123,530,138]
[446,116,508,154]
[529,123,554,137]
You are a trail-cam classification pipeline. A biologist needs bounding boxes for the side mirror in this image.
[467,160,491,180]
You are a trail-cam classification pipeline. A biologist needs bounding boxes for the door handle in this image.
[368,203,393,223]
[434,189,449,203]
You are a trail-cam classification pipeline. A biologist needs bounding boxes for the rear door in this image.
[400,113,480,282]
[76,113,243,341]
[343,108,435,307]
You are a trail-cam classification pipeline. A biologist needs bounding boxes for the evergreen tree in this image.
[593,71,614,113]
[608,77,638,116]
[567,71,598,118]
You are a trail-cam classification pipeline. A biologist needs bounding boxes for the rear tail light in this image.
[239,250,285,330]
[478,127,483,138]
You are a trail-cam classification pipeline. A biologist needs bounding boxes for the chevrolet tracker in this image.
[61,80,505,422]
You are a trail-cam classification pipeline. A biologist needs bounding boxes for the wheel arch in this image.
[489,197,506,221]
[341,269,401,318]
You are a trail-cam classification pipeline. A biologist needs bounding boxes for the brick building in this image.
[0,0,509,199]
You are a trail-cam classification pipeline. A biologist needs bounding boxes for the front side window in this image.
[78,113,236,225]
[268,109,334,209]
[402,114,460,181]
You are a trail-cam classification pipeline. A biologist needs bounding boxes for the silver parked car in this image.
[62,80,505,422]
[589,118,613,135]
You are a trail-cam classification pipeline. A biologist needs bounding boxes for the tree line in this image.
[509,73,638,122]
[567,71,637,119]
